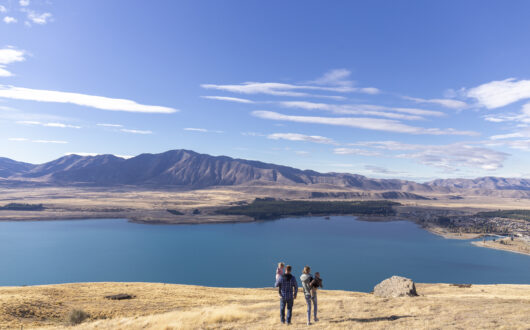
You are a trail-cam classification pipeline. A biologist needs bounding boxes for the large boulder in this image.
[373,276,418,298]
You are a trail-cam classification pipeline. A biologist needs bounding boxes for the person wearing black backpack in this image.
[300,266,319,325]
[310,271,323,321]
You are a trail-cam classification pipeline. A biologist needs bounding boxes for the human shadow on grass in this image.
[329,315,412,323]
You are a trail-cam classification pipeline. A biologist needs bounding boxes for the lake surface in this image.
[1,216,529,292]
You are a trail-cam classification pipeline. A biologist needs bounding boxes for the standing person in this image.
[300,266,315,325]
[310,272,323,322]
[275,262,285,283]
[275,265,298,325]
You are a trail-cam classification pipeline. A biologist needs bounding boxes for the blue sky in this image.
[1,1,530,181]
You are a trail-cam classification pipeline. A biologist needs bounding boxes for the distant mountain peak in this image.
[0,149,528,197]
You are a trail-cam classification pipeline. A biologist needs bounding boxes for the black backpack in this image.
[310,277,322,289]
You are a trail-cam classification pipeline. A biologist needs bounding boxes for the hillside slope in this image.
[0,282,528,329]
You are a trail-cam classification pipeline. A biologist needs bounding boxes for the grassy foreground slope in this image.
[0,283,529,329]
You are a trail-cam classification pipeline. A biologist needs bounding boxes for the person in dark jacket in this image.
[275,264,298,324]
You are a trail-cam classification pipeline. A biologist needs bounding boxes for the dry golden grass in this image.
[472,237,530,256]
[0,282,528,329]
[1,185,529,224]
[422,226,483,240]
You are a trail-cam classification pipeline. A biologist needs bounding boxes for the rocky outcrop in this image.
[373,276,418,298]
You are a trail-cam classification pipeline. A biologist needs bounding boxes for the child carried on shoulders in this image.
[275,262,285,283]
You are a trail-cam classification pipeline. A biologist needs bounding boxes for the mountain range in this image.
[1,149,529,196]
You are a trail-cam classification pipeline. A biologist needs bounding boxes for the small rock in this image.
[104,293,135,300]
[451,283,472,288]
[373,276,418,298]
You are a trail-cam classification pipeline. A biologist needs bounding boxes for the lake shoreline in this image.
[471,238,530,256]
[1,210,529,256]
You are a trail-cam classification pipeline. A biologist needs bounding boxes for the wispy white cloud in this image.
[0,67,12,76]
[364,165,402,175]
[8,137,68,144]
[19,0,30,6]
[484,116,509,123]
[0,108,76,124]
[278,101,444,120]
[120,128,152,134]
[0,5,6,12]
[252,110,477,136]
[295,150,310,155]
[16,120,81,129]
[485,102,530,125]
[201,96,254,103]
[25,10,52,25]
[0,105,17,111]
[309,69,353,87]
[184,127,223,133]
[397,144,508,171]
[487,127,530,150]
[97,123,123,128]
[333,148,381,156]
[201,69,379,98]
[490,132,528,140]
[499,139,530,151]
[0,47,26,77]
[267,133,336,144]
[184,127,207,132]
[241,131,265,137]
[309,69,380,94]
[3,17,17,24]
[346,140,508,171]
[403,96,467,109]
[486,139,530,151]
[466,78,530,109]
[43,122,81,129]
[348,140,423,151]
[0,85,178,113]
[32,139,68,144]
[201,82,340,97]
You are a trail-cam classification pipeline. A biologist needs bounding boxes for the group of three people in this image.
[274,262,323,325]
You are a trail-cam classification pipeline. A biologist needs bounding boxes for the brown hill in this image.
[1,150,529,197]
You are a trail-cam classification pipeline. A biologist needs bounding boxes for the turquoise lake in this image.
[0,216,529,292]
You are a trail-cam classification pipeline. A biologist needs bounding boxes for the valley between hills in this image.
[1,149,529,255]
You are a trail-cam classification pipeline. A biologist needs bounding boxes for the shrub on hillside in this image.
[68,309,89,325]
